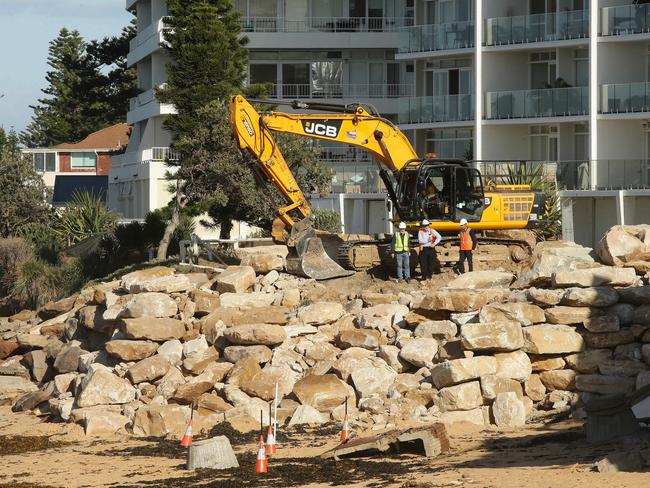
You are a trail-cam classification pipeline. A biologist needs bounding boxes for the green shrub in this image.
[312,209,342,233]
[13,257,85,309]
[53,191,118,246]
[0,237,35,298]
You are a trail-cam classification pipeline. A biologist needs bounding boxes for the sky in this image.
[0,0,133,134]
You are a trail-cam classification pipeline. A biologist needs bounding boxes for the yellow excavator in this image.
[229,95,547,279]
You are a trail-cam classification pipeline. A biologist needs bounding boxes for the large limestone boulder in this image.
[444,271,514,290]
[524,375,546,402]
[128,355,171,384]
[78,305,116,334]
[582,330,635,349]
[539,369,577,391]
[297,302,345,325]
[399,338,438,368]
[189,290,221,317]
[38,294,78,320]
[105,340,159,361]
[494,350,532,382]
[0,376,38,402]
[157,339,183,365]
[597,226,647,266]
[223,345,272,364]
[240,366,297,401]
[460,321,523,352]
[53,344,83,374]
[575,374,636,395]
[437,381,483,411]
[77,366,137,407]
[287,405,327,426]
[522,324,585,354]
[617,285,650,305]
[215,266,256,293]
[132,404,190,437]
[120,293,178,319]
[563,349,612,374]
[492,392,526,428]
[515,241,595,288]
[526,288,565,307]
[377,345,409,373]
[219,292,276,309]
[561,287,619,308]
[84,412,130,436]
[419,289,509,313]
[350,358,398,397]
[223,324,287,346]
[553,267,637,288]
[121,267,191,294]
[292,374,349,410]
[480,375,523,401]
[598,359,647,377]
[337,329,380,350]
[430,357,497,388]
[413,320,457,340]
[544,306,603,325]
[479,303,545,326]
[239,254,284,273]
[226,356,261,388]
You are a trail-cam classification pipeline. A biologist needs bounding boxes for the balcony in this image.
[239,16,411,33]
[485,9,588,46]
[601,82,650,114]
[144,147,179,162]
[557,160,650,190]
[398,95,473,125]
[127,89,176,123]
[398,22,474,54]
[485,87,588,120]
[268,83,414,99]
[602,3,650,36]
[330,163,386,194]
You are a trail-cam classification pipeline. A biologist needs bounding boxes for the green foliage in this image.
[0,238,35,299]
[13,257,85,309]
[501,163,561,240]
[158,0,249,139]
[0,141,50,237]
[52,191,118,246]
[22,24,137,147]
[313,209,342,233]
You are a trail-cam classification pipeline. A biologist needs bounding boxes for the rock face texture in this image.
[4,232,650,439]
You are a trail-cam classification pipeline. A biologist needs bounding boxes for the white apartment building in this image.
[115,0,650,246]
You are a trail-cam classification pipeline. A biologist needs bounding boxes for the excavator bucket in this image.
[284,218,354,280]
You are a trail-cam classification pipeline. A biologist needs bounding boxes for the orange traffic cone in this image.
[180,419,193,447]
[340,397,351,442]
[340,415,351,442]
[255,434,268,473]
[265,424,276,456]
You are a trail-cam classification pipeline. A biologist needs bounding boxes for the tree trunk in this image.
[157,180,186,260]
[219,218,232,240]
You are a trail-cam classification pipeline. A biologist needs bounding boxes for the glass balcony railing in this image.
[602,3,650,36]
[601,82,650,113]
[485,87,588,119]
[271,83,414,99]
[399,21,474,53]
[330,164,386,194]
[477,160,650,191]
[398,94,473,124]
[485,9,588,46]
[239,16,412,33]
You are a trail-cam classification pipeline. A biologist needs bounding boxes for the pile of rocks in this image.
[1,230,650,439]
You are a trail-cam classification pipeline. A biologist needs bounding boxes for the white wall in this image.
[598,42,647,85]
[597,120,644,160]
[481,124,529,159]
[152,0,167,21]
[483,0,527,20]
[152,52,170,87]
[483,51,529,92]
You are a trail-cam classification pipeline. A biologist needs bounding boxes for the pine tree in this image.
[87,21,139,127]
[21,29,107,147]
[155,0,250,258]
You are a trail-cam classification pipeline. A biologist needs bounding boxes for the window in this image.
[33,152,56,172]
[249,64,277,85]
[71,152,97,168]
[424,129,473,159]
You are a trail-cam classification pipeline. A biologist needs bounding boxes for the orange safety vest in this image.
[459,228,473,251]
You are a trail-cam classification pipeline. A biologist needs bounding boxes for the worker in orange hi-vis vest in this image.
[457,218,478,274]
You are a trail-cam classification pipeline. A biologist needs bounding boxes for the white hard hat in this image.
[398,222,407,229]
[421,219,430,226]
[459,218,468,226]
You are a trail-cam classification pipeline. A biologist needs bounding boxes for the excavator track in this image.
[336,235,534,272]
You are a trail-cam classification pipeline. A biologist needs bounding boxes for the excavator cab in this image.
[393,159,485,224]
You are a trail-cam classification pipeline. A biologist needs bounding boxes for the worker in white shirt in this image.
[418,219,442,281]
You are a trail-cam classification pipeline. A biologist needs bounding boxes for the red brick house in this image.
[23,124,131,206]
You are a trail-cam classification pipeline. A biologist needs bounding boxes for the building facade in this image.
[119,0,650,246]
[23,123,129,206]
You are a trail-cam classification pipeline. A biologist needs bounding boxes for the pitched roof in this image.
[52,175,108,206]
[53,123,131,151]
